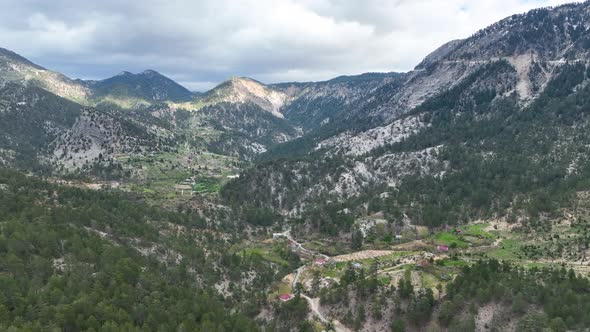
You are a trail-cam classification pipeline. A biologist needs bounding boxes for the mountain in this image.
[0,49,299,169]
[3,2,590,331]
[195,77,289,118]
[0,81,176,175]
[185,77,300,159]
[85,69,194,105]
[223,1,590,228]
[273,72,403,131]
[0,48,195,107]
[359,2,590,122]
[0,83,83,171]
[0,47,90,102]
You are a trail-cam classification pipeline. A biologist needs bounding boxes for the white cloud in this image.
[0,0,577,90]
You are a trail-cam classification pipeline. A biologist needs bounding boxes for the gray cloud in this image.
[0,0,574,91]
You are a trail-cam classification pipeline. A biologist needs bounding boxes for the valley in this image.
[251,196,590,331]
[2,1,590,331]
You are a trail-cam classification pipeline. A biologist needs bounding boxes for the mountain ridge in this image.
[87,69,195,104]
[3,2,590,331]
[223,1,590,226]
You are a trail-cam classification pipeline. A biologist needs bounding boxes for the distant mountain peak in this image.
[200,76,287,118]
[140,69,160,76]
[93,69,193,103]
[114,69,163,77]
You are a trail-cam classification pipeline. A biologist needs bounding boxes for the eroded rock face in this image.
[198,77,288,118]
[315,115,428,157]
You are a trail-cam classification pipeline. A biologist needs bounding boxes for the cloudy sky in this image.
[0,0,575,91]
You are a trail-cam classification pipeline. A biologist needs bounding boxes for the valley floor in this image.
[254,200,590,331]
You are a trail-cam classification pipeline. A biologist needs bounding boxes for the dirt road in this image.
[279,228,350,331]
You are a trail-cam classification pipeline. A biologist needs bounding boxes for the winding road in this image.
[276,229,343,330]
[279,229,414,332]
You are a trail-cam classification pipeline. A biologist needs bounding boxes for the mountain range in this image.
[225,2,590,223]
[2,2,590,331]
[2,2,590,219]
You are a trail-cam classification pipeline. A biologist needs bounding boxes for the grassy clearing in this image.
[278,282,292,294]
[268,280,294,302]
[116,146,241,205]
[322,261,352,279]
[432,232,470,248]
[431,223,497,249]
[487,238,521,260]
[379,276,392,285]
[232,240,293,268]
[243,247,290,267]
[319,251,419,279]
[438,258,469,267]
[460,223,496,240]
[421,272,439,289]
[193,177,221,193]
[302,240,348,256]
[323,269,341,278]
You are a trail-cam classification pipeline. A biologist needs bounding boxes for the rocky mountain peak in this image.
[201,77,288,118]
[440,2,590,63]
[140,69,161,77]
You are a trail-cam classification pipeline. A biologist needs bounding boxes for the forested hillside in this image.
[0,169,287,331]
[2,1,590,331]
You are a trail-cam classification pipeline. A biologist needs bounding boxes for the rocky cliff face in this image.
[446,3,590,61]
[361,2,590,123]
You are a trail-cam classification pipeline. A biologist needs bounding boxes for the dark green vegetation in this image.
[318,259,589,331]
[3,2,590,330]
[0,169,291,331]
[443,260,590,331]
[270,296,310,331]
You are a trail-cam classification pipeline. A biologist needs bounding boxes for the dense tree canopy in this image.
[0,169,260,331]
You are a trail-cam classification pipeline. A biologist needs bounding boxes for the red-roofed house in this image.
[279,293,294,302]
[437,245,449,252]
[315,258,327,265]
